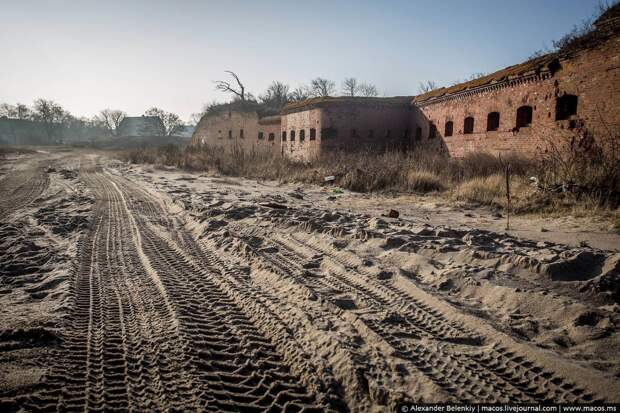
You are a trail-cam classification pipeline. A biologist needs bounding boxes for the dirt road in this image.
[1,150,619,412]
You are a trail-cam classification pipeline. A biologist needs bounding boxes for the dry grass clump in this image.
[406,170,444,193]
[452,174,533,209]
[539,131,620,207]
[452,174,506,206]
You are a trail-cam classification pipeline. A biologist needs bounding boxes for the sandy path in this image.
[2,149,619,412]
[25,162,324,412]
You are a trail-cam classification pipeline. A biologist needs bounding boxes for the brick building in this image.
[280,97,412,161]
[192,4,619,160]
[410,5,620,157]
[191,101,281,153]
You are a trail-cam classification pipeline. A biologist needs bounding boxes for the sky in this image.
[0,0,603,122]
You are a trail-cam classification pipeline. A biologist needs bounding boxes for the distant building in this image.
[117,116,163,137]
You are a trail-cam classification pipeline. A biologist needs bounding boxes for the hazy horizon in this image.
[0,0,603,122]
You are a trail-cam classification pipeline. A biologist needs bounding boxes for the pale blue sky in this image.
[0,0,603,121]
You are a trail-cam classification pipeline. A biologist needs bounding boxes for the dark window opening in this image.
[258,131,264,140]
[487,112,500,131]
[268,133,275,141]
[290,130,295,141]
[240,129,244,139]
[282,131,286,141]
[516,106,533,128]
[228,130,232,139]
[321,127,338,140]
[464,117,474,134]
[555,94,578,120]
[415,127,422,140]
[309,128,316,140]
[429,123,437,139]
[300,129,305,141]
[350,128,357,138]
[444,121,453,137]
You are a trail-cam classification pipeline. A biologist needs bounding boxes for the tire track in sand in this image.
[29,168,328,412]
[220,220,605,404]
[0,165,49,220]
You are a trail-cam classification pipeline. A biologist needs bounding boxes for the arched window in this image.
[290,130,296,141]
[282,131,286,141]
[444,121,453,137]
[309,128,316,140]
[299,129,305,141]
[516,106,533,128]
[464,117,474,134]
[555,95,578,120]
[268,133,275,141]
[487,112,500,131]
[429,123,437,139]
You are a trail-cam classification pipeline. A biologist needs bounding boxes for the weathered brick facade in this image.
[191,104,281,153]
[192,5,619,160]
[281,97,411,161]
[411,9,620,157]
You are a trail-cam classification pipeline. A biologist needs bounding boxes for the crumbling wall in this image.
[191,110,281,153]
[282,104,411,161]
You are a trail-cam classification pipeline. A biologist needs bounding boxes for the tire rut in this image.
[220,220,603,404]
[0,165,49,220]
[29,168,328,412]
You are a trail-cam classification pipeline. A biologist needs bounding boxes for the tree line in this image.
[192,72,381,123]
[0,100,184,139]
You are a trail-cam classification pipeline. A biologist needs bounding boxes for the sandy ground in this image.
[1,148,619,412]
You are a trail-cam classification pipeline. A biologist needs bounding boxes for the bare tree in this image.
[289,86,310,102]
[358,83,379,97]
[214,71,246,101]
[417,80,438,94]
[342,77,359,96]
[32,99,71,142]
[310,77,336,97]
[97,109,126,136]
[260,81,290,108]
[144,107,183,136]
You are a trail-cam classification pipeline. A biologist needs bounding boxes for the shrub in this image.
[406,170,444,192]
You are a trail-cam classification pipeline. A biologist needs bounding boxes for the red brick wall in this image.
[282,104,411,161]
[281,108,322,160]
[412,35,620,157]
[191,110,281,153]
